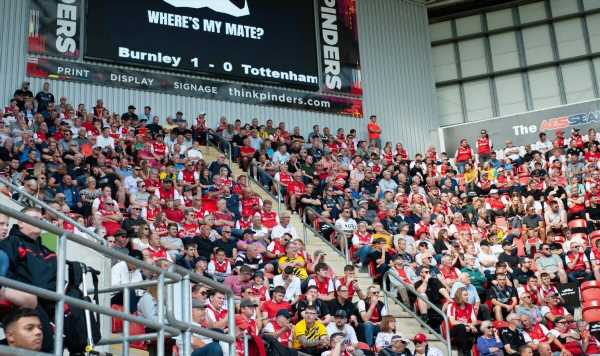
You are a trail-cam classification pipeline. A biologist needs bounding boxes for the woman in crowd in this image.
[476,320,503,356]
[446,287,477,356]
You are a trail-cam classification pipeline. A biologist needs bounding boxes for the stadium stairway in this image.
[202,146,454,355]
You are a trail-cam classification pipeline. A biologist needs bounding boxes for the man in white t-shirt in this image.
[271,213,298,240]
[273,266,302,303]
[326,310,359,347]
[95,127,115,149]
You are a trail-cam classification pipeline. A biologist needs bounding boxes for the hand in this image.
[370,295,379,304]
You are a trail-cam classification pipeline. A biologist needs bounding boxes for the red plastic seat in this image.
[111,304,124,333]
[583,302,600,323]
[568,219,587,231]
[581,280,600,291]
[582,287,600,302]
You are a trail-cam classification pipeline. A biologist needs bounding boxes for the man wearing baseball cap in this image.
[239,298,260,336]
[379,334,411,356]
[413,332,443,356]
[189,300,223,356]
[326,310,359,348]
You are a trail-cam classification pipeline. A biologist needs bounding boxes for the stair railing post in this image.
[53,233,67,356]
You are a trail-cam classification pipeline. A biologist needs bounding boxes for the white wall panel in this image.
[561,61,595,103]
[486,9,513,31]
[459,39,488,77]
[554,19,586,59]
[519,2,547,23]
[464,80,493,122]
[523,25,554,65]
[437,85,463,126]
[456,15,482,36]
[430,21,452,42]
[432,44,458,81]
[550,0,579,17]
[495,74,527,116]
[0,0,439,154]
[490,32,520,71]
[587,14,600,53]
[594,59,600,88]
[584,0,600,10]
[529,67,562,109]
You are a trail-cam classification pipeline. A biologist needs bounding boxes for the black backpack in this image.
[63,261,102,355]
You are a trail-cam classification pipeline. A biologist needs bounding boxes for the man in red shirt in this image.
[367,115,381,148]
[565,242,592,282]
[262,309,292,347]
[239,298,261,337]
[260,200,279,229]
[261,286,291,319]
[287,171,306,212]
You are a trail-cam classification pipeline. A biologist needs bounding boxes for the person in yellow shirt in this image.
[291,306,328,355]
[463,162,479,191]
[278,243,308,280]
[371,222,393,249]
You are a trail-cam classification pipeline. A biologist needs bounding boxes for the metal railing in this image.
[247,161,282,215]
[0,176,106,245]
[302,207,350,264]
[382,270,452,356]
[207,130,233,169]
[0,203,236,356]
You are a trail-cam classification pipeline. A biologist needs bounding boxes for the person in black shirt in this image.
[121,105,139,121]
[512,257,535,287]
[175,241,199,270]
[587,196,600,229]
[490,274,517,321]
[414,266,450,329]
[121,204,145,232]
[34,82,54,113]
[299,184,323,214]
[295,286,329,321]
[360,171,379,198]
[0,207,56,352]
[500,313,526,355]
[145,116,163,136]
[530,161,547,178]
[13,81,34,111]
[327,285,360,327]
[191,227,214,261]
[498,240,519,271]
[213,226,237,258]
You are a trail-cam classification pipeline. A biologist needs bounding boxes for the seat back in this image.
[582,287,600,302]
[568,219,587,231]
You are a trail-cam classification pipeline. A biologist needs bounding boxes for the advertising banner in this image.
[85,0,319,90]
[441,100,600,154]
[556,283,581,309]
[26,57,364,118]
[28,0,81,58]
[319,0,362,96]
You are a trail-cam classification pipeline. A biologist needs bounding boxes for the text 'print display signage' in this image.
[26,57,364,118]
[319,0,362,96]
[28,0,81,58]
[84,0,320,90]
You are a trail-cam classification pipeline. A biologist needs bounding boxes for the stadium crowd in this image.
[0,80,599,356]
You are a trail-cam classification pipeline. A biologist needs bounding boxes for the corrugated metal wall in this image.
[0,0,439,153]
